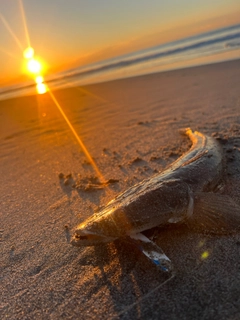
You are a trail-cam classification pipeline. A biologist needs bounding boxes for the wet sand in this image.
[1,59,240,319]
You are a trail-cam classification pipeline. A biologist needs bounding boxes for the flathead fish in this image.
[71,128,240,271]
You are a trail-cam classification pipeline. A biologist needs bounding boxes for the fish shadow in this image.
[86,239,172,317]
[87,226,219,318]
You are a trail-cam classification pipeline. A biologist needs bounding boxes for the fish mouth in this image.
[71,229,115,247]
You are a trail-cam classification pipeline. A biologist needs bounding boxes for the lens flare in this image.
[35,75,44,84]
[18,0,31,47]
[201,251,209,260]
[27,59,41,73]
[0,13,24,51]
[36,83,47,94]
[47,88,105,183]
[23,47,34,59]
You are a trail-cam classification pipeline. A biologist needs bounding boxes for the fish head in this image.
[71,209,119,247]
[71,228,115,246]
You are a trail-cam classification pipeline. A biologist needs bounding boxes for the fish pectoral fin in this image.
[187,192,240,234]
[128,233,172,272]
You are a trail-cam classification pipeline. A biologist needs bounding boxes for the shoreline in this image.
[1,57,240,102]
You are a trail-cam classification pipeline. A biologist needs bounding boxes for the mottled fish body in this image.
[71,128,240,270]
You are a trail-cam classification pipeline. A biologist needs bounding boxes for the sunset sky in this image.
[0,0,240,86]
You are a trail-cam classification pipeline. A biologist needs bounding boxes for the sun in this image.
[22,46,47,94]
[27,58,41,74]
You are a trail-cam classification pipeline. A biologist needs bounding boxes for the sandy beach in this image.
[1,59,240,319]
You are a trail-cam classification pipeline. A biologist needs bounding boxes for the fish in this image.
[71,128,240,271]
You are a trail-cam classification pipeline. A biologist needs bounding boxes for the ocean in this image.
[1,22,240,100]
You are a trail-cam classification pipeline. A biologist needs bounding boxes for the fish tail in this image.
[179,127,192,136]
[187,192,240,234]
[179,128,205,147]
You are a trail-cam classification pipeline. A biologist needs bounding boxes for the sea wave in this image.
[58,30,240,81]
[1,23,240,100]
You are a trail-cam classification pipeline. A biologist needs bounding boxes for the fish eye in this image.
[75,234,88,240]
